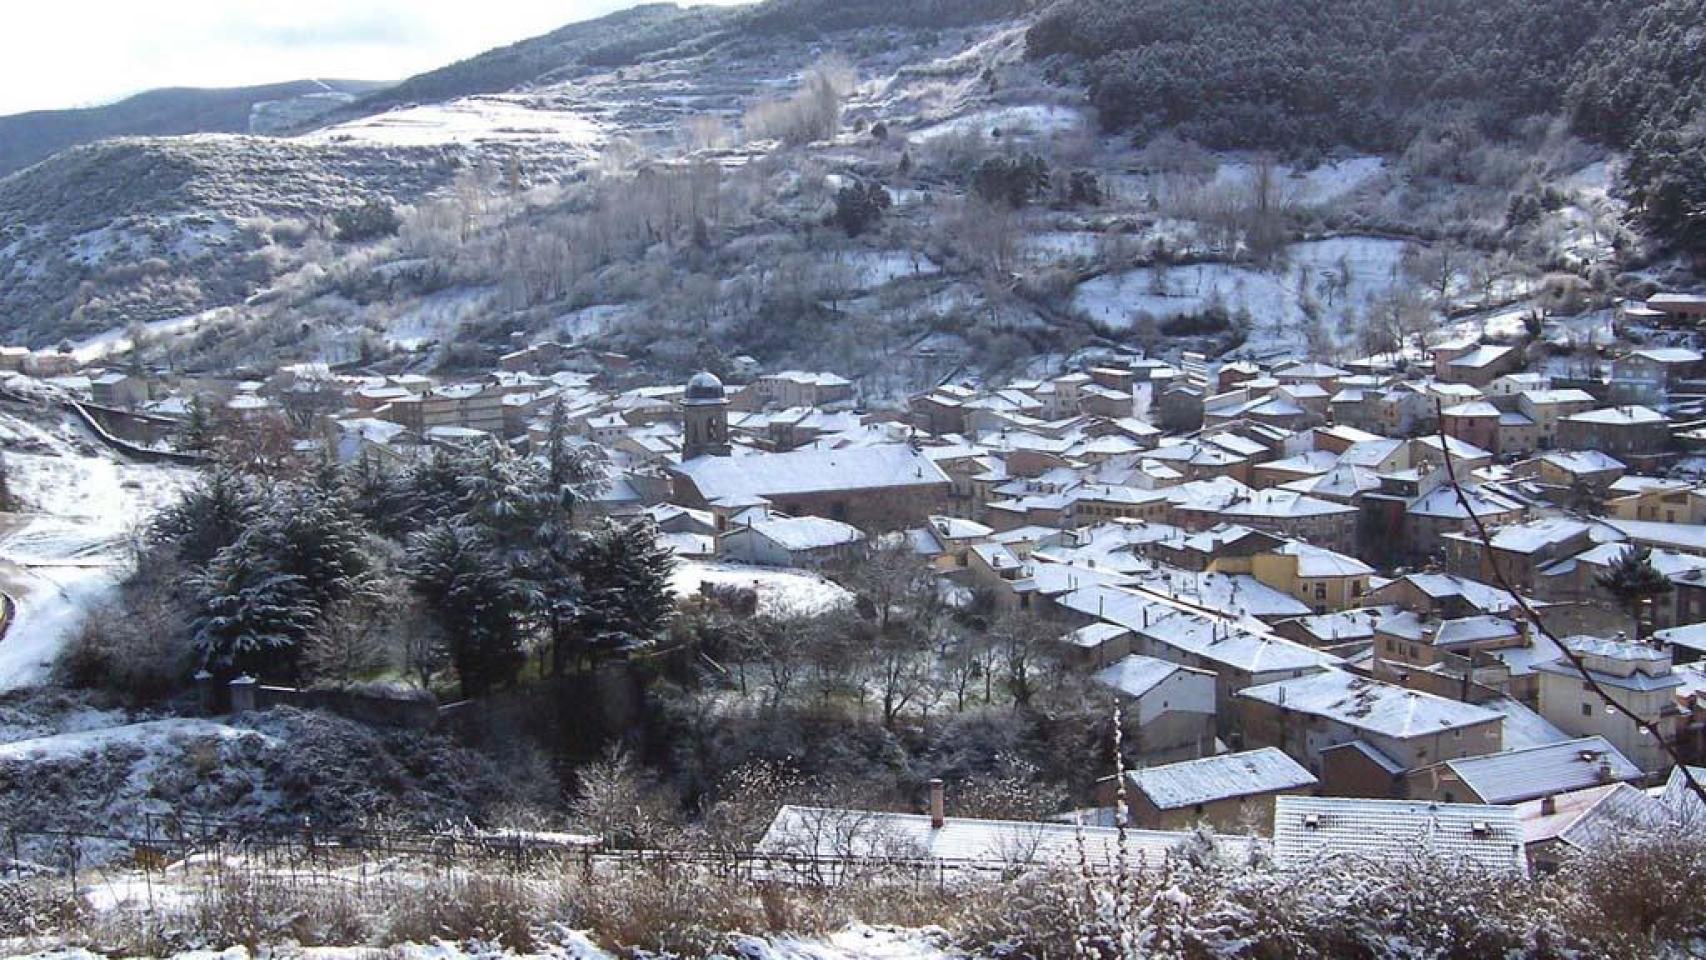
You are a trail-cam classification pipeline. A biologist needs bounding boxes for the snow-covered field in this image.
[839,250,941,289]
[1209,156,1389,207]
[1073,236,1415,357]
[671,560,853,617]
[299,96,606,150]
[0,410,192,692]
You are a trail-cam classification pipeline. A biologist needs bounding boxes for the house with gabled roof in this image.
[1107,747,1317,833]
[1237,669,1504,793]
[1091,654,1218,764]
[1404,736,1642,805]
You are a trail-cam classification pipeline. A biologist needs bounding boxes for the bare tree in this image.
[570,746,684,849]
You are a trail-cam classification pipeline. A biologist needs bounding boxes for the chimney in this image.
[1541,794,1557,816]
[929,778,945,829]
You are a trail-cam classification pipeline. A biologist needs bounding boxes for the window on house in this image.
[1582,703,1593,717]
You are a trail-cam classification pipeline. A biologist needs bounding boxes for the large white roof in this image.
[1238,669,1502,738]
[674,443,949,501]
[756,805,1256,871]
[1272,796,1525,874]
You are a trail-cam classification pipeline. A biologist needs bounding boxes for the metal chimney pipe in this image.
[929,778,945,829]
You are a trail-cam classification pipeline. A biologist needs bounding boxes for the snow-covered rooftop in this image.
[1238,669,1503,738]
[1129,747,1316,810]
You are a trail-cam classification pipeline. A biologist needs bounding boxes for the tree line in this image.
[77,403,674,702]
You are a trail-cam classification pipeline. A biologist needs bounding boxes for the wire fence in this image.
[4,814,1057,910]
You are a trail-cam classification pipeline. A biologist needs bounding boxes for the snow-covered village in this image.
[4,0,1706,957]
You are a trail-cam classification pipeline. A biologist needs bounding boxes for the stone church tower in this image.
[681,370,730,459]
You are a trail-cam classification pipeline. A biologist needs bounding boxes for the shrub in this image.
[333,199,401,243]
[829,180,893,237]
[971,154,1049,209]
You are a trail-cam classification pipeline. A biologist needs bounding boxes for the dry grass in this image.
[18,829,1706,958]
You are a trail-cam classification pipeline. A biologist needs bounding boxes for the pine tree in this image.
[543,398,604,515]
[407,521,524,698]
[1596,544,1674,640]
[178,395,220,456]
[573,520,676,660]
[191,526,315,676]
[150,468,264,570]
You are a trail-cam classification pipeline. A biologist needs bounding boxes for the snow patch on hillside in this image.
[0,717,270,761]
[1073,236,1414,357]
[909,104,1084,144]
[302,96,606,150]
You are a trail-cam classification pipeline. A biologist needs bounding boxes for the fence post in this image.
[143,815,156,913]
[66,834,78,903]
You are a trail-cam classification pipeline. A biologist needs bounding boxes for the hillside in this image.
[1025,0,1706,252]
[0,79,384,178]
[316,4,738,125]
[0,0,1673,383]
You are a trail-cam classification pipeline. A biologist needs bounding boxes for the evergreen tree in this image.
[399,448,474,530]
[543,398,604,514]
[1596,545,1674,640]
[573,521,676,660]
[185,474,375,679]
[191,525,315,676]
[270,479,375,615]
[180,396,217,454]
[149,468,264,570]
[407,521,524,698]
[349,452,414,539]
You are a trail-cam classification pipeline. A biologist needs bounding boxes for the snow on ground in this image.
[20,922,953,960]
[0,415,193,692]
[839,250,941,289]
[377,286,497,350]
[908,104,1085,144]
[1208,156,1388,207]
[671,560,853,617]
[1073,236,1413,357]
[70,307,231,365]
[554,303,636,343]
[0,717,269,762]
[299,95,606,150]
[1019,231,1101,267]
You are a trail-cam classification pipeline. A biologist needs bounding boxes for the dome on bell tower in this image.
[683,370,727,406]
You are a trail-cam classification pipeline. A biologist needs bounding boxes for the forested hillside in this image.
[1568,0,1706,253]
[1028,0,1706,251]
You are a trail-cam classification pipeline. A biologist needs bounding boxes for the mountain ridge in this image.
[0,79,387,179]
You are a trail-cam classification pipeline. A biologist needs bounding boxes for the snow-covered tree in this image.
[407,520,524,698]
[191,525,316,675]
[571,520,676,661]
[149,468,264,570]
[1596,544,1674,639]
